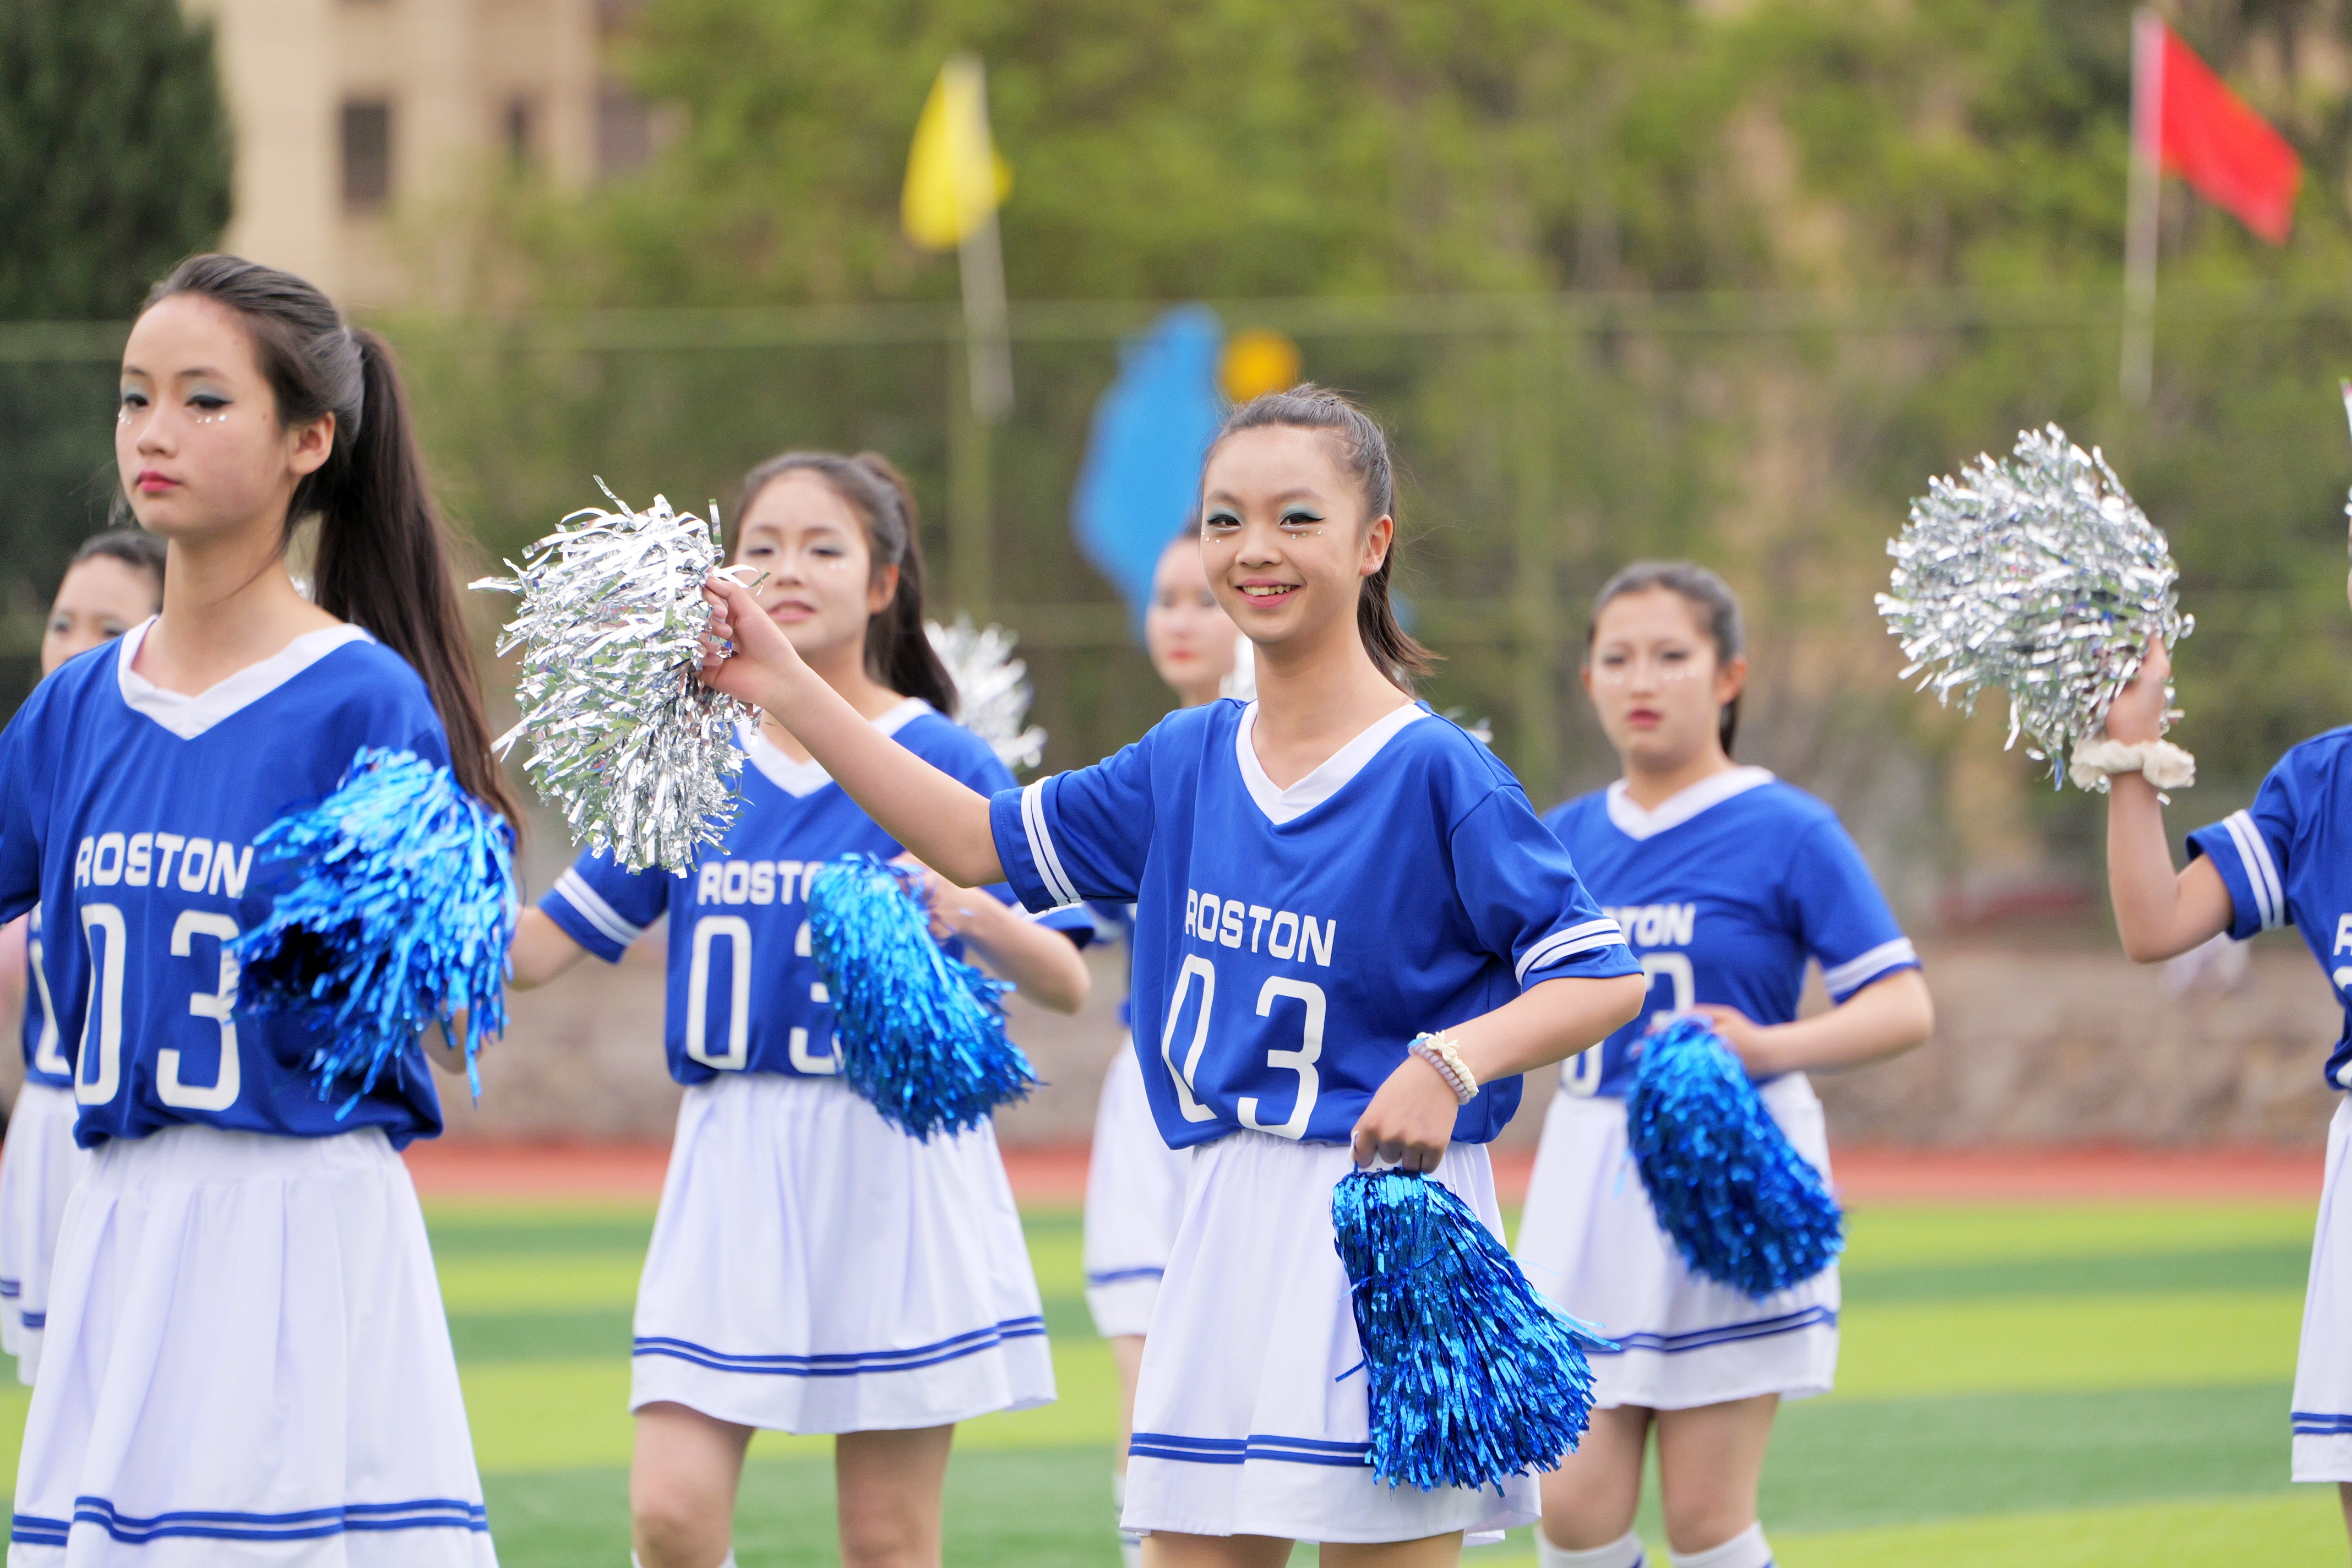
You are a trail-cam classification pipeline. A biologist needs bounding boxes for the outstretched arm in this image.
[700,575,1004,889]
[2103,639,2233,962]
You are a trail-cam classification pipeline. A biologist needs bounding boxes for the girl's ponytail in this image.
[850,454,959,717]
[734,449,958,717]
[138,255,521,826]
[312,331,521,823]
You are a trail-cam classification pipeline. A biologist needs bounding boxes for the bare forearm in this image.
[2106,775,2230,961]
[1450,972,1647,1084]
[509,906,590,990]
[962,916,1091,1014]
[761,667,1004,887]
[1747,970,1932,1075]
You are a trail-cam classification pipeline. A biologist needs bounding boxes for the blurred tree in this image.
[0,0,232,318]
[428,0,2352,895]
[0,0,230,698]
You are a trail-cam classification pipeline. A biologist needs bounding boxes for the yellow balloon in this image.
[1220,329,1302,403]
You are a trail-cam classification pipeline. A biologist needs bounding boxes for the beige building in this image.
[183,0,657,306]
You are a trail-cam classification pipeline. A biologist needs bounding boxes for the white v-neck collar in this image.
[1604,765,1774,842]
[740,697,931,798]
[1235,700,1429,826]
[116,616,373,741]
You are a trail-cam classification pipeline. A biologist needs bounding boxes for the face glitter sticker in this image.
[472,481,756,871]
[1878,425,2193,788]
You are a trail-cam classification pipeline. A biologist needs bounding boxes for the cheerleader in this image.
[2098,633,2352,1545]
[696,386,1649,1562]
[507,450,1093,1568]
[0,255,507,1561]
[0,531,166,1385]
[1516,563,1934,1568]
[1085,527,1242,1567]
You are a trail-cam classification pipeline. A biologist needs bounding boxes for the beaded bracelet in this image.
[1409,1031,1479,1104]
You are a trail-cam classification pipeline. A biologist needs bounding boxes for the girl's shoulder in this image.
[1542,787,1607,840]
[895,702,1027,791]
[283,629,443,736]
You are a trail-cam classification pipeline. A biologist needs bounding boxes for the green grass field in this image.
[2,1196,2342,1564]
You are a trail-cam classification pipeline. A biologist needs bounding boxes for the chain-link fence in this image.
[10,287,2352,914]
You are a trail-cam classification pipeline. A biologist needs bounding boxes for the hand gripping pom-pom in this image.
[1625,1017,1843,1298]
[1878,425,2192,788]
[230,748,517,1109]
[472,481,754,870]
[805,856,1040,1140]
[927,616,1046,771]
[1331,1168,1614,1493]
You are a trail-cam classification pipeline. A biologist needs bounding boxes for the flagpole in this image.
[2121,9,2164,406]
[959,203,1013,424]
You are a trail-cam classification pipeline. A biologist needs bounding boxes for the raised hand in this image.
[2104,636,2171,745]
[698,571,803,711]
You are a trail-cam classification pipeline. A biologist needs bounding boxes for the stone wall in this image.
[433,930,2345,1150]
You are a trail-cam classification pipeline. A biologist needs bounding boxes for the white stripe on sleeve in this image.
[553,868,644,949]
[1515,917,1625,986]
[1020,777,1082,908]
[1820,936,1919,998]
[2222,809,2286,932]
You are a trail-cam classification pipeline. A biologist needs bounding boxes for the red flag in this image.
[2137,16,2302,243]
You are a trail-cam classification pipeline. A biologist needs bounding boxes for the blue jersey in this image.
[1543,768,1918,1098]
[2187,728,2352,1090]
[0,620,454,1148]
[19,905,70,1090]
[1085,899,1138,1028]
[540,703,1093,1087]
[991,699,1640,1149]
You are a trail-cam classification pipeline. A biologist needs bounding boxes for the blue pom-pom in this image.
[1331,1168,1613,1493]
[1625,1016,1843,1298]
[805,855,1039,1140]
[231,748,516,1109]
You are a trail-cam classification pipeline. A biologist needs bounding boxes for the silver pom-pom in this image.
[927,615,1046,771]
[472,481,755,870]
[1878,426,2193,788]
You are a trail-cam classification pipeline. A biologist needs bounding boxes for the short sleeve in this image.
[2187,767,2295,940]
[1789,818,1919,1000]
[1024,901,1099,946]
[1448,788,1640,988]
[539,848,672,963]
[989,736,1157,912]
[0,700,44,924]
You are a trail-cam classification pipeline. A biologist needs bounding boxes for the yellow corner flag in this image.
[902,56,1013,252]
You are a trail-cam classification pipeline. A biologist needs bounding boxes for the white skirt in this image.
[1124,1131,1538,1544]
[1082,1043,1190,1340]
[7,1124,496,1567]
[629,1072,1054,1434]
[1515,1075,1839,1412]
[0,1084,89,1385]
[2293,1095,2352,1481]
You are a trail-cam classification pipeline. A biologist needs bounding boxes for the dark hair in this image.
[735,450,957,716]
[1204,384,1435,690]
[140,254,521,825]
[1586,560,1747,755]
[68,529,167,604]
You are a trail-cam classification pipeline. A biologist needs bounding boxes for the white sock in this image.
[1114,1472,1141,1568]
[1669,1523,1771,1568]
[630,1555,736,1568]
[1537,1528,1647,1568]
